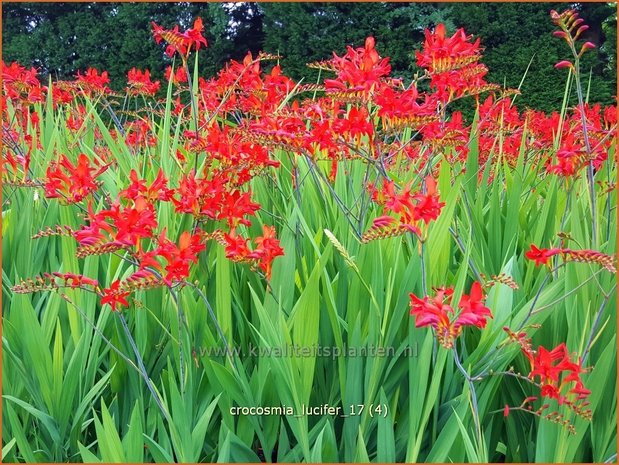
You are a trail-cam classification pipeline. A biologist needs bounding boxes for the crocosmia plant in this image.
[2,7,616,463]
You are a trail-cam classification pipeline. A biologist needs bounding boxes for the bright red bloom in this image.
[410,287,456,348]
[152,17,207,58]
[414,177,446,224]
[324,36,391,94]
[73,199,158,251]
[505,326,593,421]
[2,61,44,104]
[44,153,109,203]
[120,169,174,203]
[154,230,206,284]
[217,190,261,227]
[76,68,110,94]
[224,230,251,261]
[113,198,158,246]
[525,244,562,266]
[247,225,284,279]
[547,133,584,176]
[456,281,492,329]
[410,282,492,348]
[50,272,99,289]
[126,68,160,96]
[165,65,188,84]
[416,24,482,73]
[100,280,130,312]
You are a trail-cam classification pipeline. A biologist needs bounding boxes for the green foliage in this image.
[450,2,616,111]
[261,3,454,81]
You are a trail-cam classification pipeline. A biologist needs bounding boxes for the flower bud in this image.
[574,24,589,39]
[554,60,573,70]
[578,42,596,57]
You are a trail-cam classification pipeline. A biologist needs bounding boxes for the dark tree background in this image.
[2,2,616,112]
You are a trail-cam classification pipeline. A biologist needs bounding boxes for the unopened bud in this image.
[574,24,589,39]
[554,60,573,70]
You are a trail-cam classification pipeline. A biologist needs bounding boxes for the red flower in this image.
[224,229,251,261]
[76,68,110,94]
[410,282,493,348]
[120,169,174,203]
[414,177,446,224]
[416,24,482,73]
[44,153,109,203]
[51,272,99,289]
[152,17,207,58]
[165,65,188,84]
[324,36,391,94]
[126,68,160,96]
[456,281,492,330]
[525,244,562,266]
[530,344,568,384]
[217,190,261,227]
[410,287,457,348]
[101,280,130,312]
[155,230,206,284]
[247,225,284,279]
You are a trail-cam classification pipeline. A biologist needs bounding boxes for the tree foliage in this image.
[2,2,616,111]
[449,2,616,111]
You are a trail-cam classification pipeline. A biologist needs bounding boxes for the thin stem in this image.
[453,346,483,451]
[117,313,171,424]
[183,281,238,375]
[582,284,615,364]
[59,293,140,373]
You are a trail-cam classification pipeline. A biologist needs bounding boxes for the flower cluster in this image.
[409,281,492,349]
[151,17,207,59]
[362,176,445,242]
[504,327,592,427]
[525,244,616,273]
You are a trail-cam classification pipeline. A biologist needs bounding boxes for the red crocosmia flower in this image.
[416,23,482,73]
[76,68,110,94]
[324,36,391,94]
[2,61,44,103]
[51,272,99,289]
[113,198,158,247]
[152,17,207,59]
[126,68,160,96]
[456,281,492,329]
[224,229,251,262]
[410,282,493,348]
[165,65,188,84]
[547,133,584,176]
[414,177,446,224]
[540,383,562,401]
[525,244,562,266]
[100,280,130,312]
[120,169,174,203]
[217,190,261,227]
[184,17,208,51]
[410,286,458,348]
[247,225,284,280]
[569,382,591,401]
[530,344,568,384]
[155,230,206,284]
[44,153,109,203]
